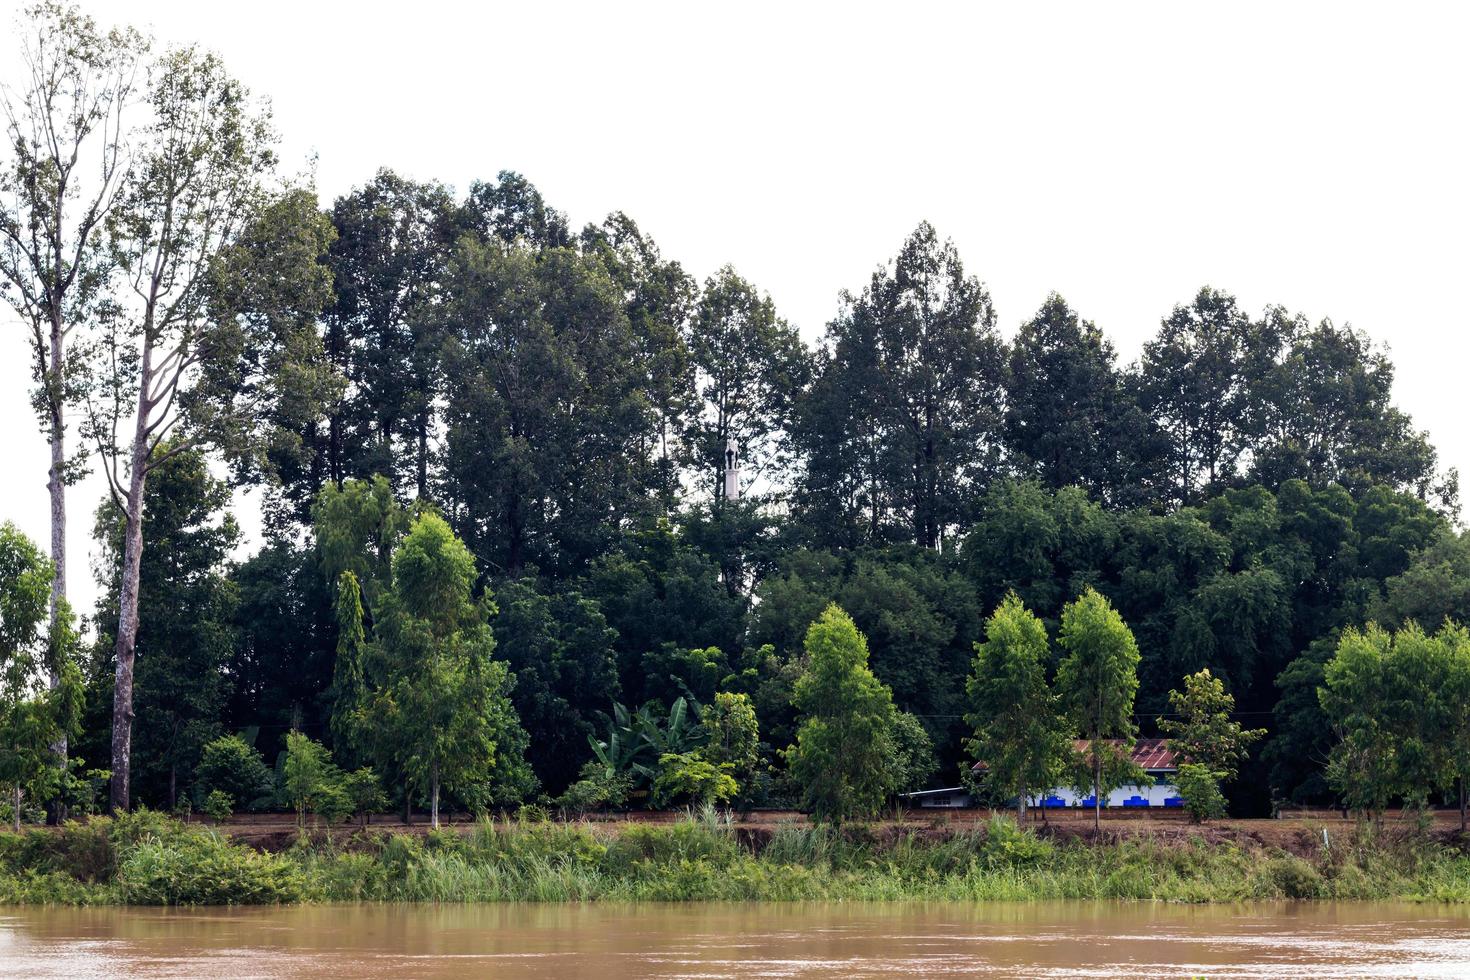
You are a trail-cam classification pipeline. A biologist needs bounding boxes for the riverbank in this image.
[4,809,1470,906]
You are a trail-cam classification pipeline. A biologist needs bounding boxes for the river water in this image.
[3,901,1469,978]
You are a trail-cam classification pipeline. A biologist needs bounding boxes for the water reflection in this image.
[3,901,1469,978]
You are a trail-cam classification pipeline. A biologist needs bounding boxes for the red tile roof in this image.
[971,738,1178,773]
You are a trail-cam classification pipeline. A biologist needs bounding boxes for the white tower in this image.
[723,437,740,502]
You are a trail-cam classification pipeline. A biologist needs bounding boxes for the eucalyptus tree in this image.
[1137,287,1263,506]
[686,266,808,503]
[0,3,146,785]
[1005,294,1163,505]
[580,212,697,508]
[315,170,457,509]
[339,513,531,827]
[1055,587,1142,830]
[966,593,1069,820]
[798,223,1005,548]
[84,48,336,811]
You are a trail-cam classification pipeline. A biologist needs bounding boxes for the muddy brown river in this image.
[3,901,1469,977]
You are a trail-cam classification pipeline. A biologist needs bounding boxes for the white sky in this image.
[2,0,1468,620]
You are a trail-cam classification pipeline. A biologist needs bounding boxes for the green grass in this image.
[4,810,1470,906]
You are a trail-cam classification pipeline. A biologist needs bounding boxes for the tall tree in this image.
[440,236,653,576]
[343,513,532,826]
[686,266,808,503]
[1005,294,1163,505]
[84,49,335,810]
[966,593,1069,820]
[0,2,146,793]
[1249,314,1443,502]
[314,170,456,509]
[1137,287,1266,505]
[784,604,900,823]
[798,223,1005,548]
[1054,586,1142,830]
[580,212,697,509]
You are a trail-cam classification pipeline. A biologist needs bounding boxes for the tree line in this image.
[1,3,1466,824]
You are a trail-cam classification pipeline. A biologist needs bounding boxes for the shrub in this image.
[196,736,273,810]
[115,830,305,905]
[557,764,633,815]
[1175,764,1228,823]
[202,791,233,822]
[1264,854,1324,898]
[979,815,1053,868]
[651,753,737,808]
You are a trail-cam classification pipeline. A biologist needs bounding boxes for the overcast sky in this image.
[3,0,1467,618]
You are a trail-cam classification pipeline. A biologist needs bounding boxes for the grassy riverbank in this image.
[4,809,1470,906]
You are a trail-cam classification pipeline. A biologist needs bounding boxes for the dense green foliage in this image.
[5,812,1470,906]
[3,2,1468,826]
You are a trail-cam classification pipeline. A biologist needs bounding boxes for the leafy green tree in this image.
[1054,587,1142,830]
[686,266,808,503]
[797,223,1006,548]
[579,212,697,508]
[85,53,335,809]
[491,578,620,793]
[1137,287,1263,505]
[195,735,272,810]
[1174,763,1227,823]
[966,594,1070,819]
[1005,294,1163,505]
[283,730,339,829]
[700,691,761,792]
[651,752,737,808]
[1158,668,1265,782]
[439,233,655,577]
[1318,623,1460,821]
[316,171,458,505]
[342,767,387,828]
[0,524,83,828]
[1249,314,1442,502]
[349,513,533,826]
[785,605,900,823]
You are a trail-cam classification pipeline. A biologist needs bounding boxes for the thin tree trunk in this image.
[1093,747,1102,833]
[45,311,69,824]
[1460,778,1466,833]
[13,787,20,832]
[403,778,411,824]
[109,348,155,814]
[430,760,440,829]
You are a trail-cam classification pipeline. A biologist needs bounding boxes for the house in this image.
[899,786,973,809]
[971,738,1183,809]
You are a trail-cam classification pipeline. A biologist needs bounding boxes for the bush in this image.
[1264,854,1325,898]
[196,736,273,810]
[115,830,305,905]
[203,791,233,822]
[557,763,633,815]
[1175,764,1228,823]
[979,815,1053,868]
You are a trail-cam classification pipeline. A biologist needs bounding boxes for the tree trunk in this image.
[402,778,411,824]
[109,364,154,814]
[13,786,21,832]
[1092,746,1102,833]
[45,310,68,825]
[430,760,440,829]
[1460,778,1466,833]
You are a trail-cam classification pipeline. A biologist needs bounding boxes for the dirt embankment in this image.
[196,807,1470,856]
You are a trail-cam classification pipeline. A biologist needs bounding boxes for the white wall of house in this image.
[1029,774,1180,808]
